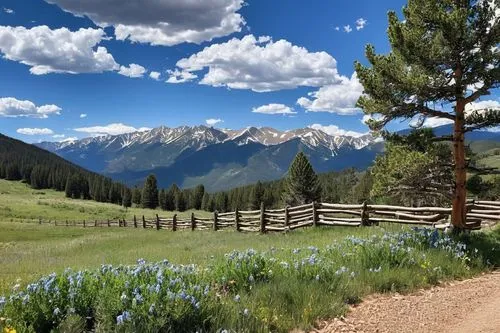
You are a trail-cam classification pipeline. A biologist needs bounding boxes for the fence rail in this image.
[33,199,500,233]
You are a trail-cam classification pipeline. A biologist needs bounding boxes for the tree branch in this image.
[413,104,456,120]
[465,87,490,104]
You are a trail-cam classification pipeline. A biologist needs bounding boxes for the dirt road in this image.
[312,271,500,333]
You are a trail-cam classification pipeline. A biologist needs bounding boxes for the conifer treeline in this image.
[0,134,130,205]
[134,167,371,213]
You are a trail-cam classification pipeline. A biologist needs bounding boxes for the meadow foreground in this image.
[0,221,498,333]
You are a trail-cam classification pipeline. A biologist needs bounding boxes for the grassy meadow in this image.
[0,179,499,332]
[0,179,210,222]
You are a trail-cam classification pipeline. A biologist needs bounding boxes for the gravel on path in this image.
[310,271,500,333]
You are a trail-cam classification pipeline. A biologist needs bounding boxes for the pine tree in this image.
[122,187,132,208]
[355,0,499,228]
[249,181,265,209]
[192,184,205,210]
[201,192,211,211]
[159,189,167,210]
[132,187,142,206]
[168,184,180,210]
[175,190,187,212]
[65,175,73,198]
[282,152,321,206]
[141,174,159,209]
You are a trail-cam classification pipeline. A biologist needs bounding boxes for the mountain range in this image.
[36,125,382,191]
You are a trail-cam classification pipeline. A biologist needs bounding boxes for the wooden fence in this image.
[45,200,500,232]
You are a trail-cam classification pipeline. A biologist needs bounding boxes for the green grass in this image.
[1,223,498,332]
[1,178,499,332]
[0,179,210,222]
[0,220,394,294]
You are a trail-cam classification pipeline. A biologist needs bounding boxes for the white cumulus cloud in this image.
[205,118,223,126]
[0,25,119,75]
[149,71,161,81]
[3,8,14,14]
[309,124,368,138]
[167,34,341,92]
[465,99,500,113]
[409,99,500,128]
[252,103,296,115]
[79,113,87,118]
[44,0,246,46]
[0,97,61,118]
[356,18,367,30]
[73,123,151,136]
[17,127,54,135]
[118,63,147,78]
[297,73,363,115]
[166,69,198,84]
[343,25,352,33]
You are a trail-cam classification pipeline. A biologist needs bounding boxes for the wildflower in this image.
[248,275,255,283]
[243,308,249,316]
[53,308,61,316]
[315,274,320,281]
[234,294,240,302]
[149,304,155,315]
[137,258,146,265]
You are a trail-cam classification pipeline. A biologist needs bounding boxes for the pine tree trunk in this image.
[451,99,467,229]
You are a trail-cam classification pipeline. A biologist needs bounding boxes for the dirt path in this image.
[312,271,500,333]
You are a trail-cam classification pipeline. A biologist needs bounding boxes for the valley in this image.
[36,125,383,191]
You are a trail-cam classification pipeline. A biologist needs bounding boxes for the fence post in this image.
[95,219,97,227]
[142,215,146,228]
[191,212,195,231]
[260,202,266,234]
[39,218,42,225]
[83,220,86,228]
[134,215,137,228]
[312,202,318,227]
[172,214,177,232]
[213,211,218,231]
[66,220,68,227]
[156,214,160,230]
[54,219,57,226]
[361,201,370,226]
[284,206,289,228]
[235,207,240,232]
[123,219,127,227]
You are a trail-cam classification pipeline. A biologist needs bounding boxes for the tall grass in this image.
[1,227,498,333]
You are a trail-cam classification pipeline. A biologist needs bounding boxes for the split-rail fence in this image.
[35,200,500,232]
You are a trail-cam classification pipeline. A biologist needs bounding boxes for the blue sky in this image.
[0,0,498,143]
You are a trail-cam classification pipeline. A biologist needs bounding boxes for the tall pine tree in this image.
[142,174,159,209]
[122,187,132,209]
[282,152,321,206]
[249,181,265,209]
[355,0,499,229]
[159,189,167,210]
